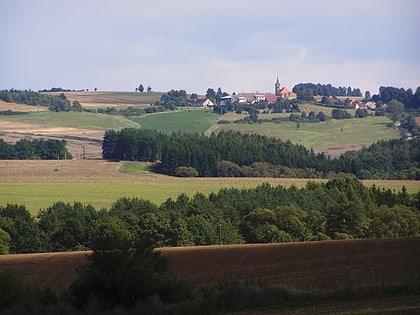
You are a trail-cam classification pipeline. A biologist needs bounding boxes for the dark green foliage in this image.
[0,204,44,253]
[37,202,98,251]
[103,128,420,179]
[0,138,72,160]
[0,228,11,254]
[67,216,169,310]
[176,166,199,177]
[355,108,368,118]
[0,271,59,312]
[373,86,414,108]
[332,108,352,119]
[103,129,330,177]
[0,89,78,112]
[156,89,188,109]
[292,83,362,98]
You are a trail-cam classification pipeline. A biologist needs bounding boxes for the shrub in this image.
[175,166,199,177]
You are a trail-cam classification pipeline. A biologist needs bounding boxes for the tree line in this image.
[0,176,419,255]
[0,89,82,112]
[292,83,362,101]
[102,128,420,179]
[0,138,72,160]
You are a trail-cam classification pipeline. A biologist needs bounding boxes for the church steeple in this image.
[275,76,281,96]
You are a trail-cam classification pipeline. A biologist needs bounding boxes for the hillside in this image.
[0,91,403,159]
[0,238,418,293]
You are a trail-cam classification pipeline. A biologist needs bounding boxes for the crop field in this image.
[57,91,164,109]
[0,111,139,131]
[130,108,219,134]
[0,237,419,313]
[1,160,418,215]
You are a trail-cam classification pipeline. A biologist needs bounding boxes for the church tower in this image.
[275,77,281,96]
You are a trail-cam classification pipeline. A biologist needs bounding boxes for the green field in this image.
[213,116,400,148]
[1,178,418,216]
[130,108,219,134]
[0,111,139,130]
[0,179,313,215]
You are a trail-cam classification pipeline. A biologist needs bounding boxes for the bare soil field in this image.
[59,91,161,108]
[0,100,48,112]
[0,238,419,312]
[0,120,104,159]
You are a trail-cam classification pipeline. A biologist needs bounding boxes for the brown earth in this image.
[0,238,419,293]
[0,100,48,112]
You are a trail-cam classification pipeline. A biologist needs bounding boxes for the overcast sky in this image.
[1,0,419,95]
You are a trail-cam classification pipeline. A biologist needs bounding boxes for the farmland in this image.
[58,91,163,109]
[0,238,419,313]
[129,108,218,134]
[1,160,418,215]
[213,115,400,151]
[0,92,419,313]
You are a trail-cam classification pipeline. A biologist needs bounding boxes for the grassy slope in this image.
[0,178,317,215]
[213,115,400,148]
[130,108,219,134]
[0,111,139,130]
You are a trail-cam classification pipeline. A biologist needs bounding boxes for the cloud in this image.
[1,0,419,93]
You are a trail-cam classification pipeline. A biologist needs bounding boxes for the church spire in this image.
[275,76,281,96]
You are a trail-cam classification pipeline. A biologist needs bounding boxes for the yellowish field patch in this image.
[0,100,48,112]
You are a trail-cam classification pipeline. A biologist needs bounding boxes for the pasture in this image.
[213,115,400,149]
[1,160,418,215]
[129,108,218,134]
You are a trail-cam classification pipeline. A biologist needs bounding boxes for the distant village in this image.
[186,77,375,111]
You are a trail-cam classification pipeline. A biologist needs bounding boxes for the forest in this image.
[0,138,72,160]
[0,176,419,255]
[102,129,420,179]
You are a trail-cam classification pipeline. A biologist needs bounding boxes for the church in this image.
[275,77,297,100]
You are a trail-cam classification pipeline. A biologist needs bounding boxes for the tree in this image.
[355,108,368,118]
[240,208,293,243]
[368,205,419,238]
[0,204,44,253]
[68,216,169,309]
[71,100,83,112]
[386,99,405,123]
[206,88,216,102]
[147,86,152,92]
[138,84,144,93]
[0,228,10,254]
[37,201,98,251]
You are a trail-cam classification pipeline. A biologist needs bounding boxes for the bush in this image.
[175,166,199,177]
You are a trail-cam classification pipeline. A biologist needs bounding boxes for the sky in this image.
[1,0,419,95]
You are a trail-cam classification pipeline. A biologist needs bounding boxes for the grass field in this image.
[213,115,400,148]
[129,108,219,134]
[0,111,139,130]
[1,160,418,215]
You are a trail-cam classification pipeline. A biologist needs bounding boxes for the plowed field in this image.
[0,238,419,293]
